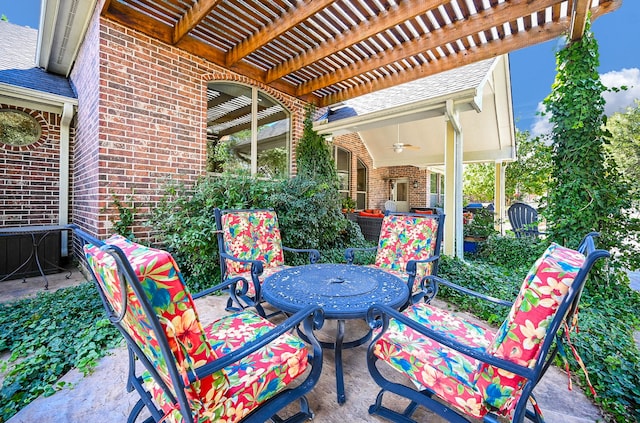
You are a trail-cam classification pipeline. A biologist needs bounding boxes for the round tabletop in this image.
[262,263,409,319]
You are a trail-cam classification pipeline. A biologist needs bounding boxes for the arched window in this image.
[206,82,290,178]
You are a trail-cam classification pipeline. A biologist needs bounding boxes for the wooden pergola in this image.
[101,0,620,108]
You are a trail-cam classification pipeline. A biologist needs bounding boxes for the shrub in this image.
[148,174,279,292]
[476,235,547,269]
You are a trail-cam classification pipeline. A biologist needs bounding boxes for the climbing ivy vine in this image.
[542,20,639,269]
[541,19,640,422]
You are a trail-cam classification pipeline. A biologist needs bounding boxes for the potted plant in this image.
[463,208,497,253]
[341,197,356,213]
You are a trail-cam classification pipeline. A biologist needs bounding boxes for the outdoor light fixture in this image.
[413,180,419,189]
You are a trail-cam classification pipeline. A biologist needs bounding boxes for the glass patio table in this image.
[262,263,409,405]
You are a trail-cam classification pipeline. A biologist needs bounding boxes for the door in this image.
[393,179,410,212]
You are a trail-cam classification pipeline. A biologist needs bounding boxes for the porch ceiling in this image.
[98,0,620,108]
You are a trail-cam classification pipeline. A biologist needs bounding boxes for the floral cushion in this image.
[144,310,310,423]
[84,235,228,411]
[220,210,285,276]
[374,243,585,419]
[474,243,585,414]
[374,214,440,293]
[373,303,494,417]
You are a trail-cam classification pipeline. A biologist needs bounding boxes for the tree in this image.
[505,130,553,202]
[463,163,494,203]
[295,106,339,188]
[606,100,640,194]
[541,19,639,267]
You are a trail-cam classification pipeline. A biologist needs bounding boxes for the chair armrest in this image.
[405,255,440,276]
[366,303,535,380]
[188,305,325,383]
[192,276,250,300]
[218,251,264,275]
[282,246,321,264]
[421,275,512,307]
[344,246,377,264]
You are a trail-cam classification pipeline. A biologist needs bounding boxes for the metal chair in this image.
[365,233,609,423]
[214,208,320,317]
[508,202,544,238]
[345,210,445,307]
[76,229,324,423]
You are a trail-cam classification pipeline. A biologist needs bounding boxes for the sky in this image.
[2,0,638,136]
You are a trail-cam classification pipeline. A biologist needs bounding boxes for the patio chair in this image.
[365,233,609,423]
[345,210,445,307]
[214,208,320,317]
[75,229,324,423]
[508,202,544,238]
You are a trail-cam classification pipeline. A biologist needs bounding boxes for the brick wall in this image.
[70,14,307,239]
[0,105,63,226]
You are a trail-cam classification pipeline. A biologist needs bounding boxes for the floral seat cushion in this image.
[86,235,310,423]
[220,210,285,277]
[373,303,495,417]
[144,310,311,423]
[373,243,585,419]
[374,214,440,293]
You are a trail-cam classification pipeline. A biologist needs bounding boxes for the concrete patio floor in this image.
[1,269,605,423]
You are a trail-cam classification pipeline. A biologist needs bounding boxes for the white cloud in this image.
[530,67,640,136]
[531,102,552,137]
[601,68,640,115]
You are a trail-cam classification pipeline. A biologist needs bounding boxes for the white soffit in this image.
[38,0,98,77]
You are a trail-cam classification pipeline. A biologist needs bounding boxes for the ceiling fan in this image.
[391,125,420,153]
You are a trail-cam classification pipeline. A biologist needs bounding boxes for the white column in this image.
[444,100,463,258]
[251,88,258,175]
[494,161,507,234]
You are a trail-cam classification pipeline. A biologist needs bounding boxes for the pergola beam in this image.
[173,0,222,44]
[312,25,566,107]
[225,0,334,67]
[569,0,591,41]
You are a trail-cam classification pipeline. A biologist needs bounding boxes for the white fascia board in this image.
[314,88,478,135]
[0,83,77,113]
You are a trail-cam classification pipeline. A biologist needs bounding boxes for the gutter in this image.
[59,102,74,256]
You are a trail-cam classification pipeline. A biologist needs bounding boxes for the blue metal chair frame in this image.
[73,227,324,423]
[214,207,320,317]
[365,233,609,423]
[344,209,445,307]
[508,202,544,238]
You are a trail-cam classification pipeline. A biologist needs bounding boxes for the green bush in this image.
[476,234,547,269]
[148,174,279,292]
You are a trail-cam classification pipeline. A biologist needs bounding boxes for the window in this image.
[206,82,290,178]
[0,109,41,147]
[356,159,367,209]
[430,172,445,206]
[335,147,351,198]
